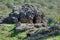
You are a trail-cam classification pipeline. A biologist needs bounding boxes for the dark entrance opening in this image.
[33,16,36,23]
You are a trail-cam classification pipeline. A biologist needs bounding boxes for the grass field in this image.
[46,36,60,40]
[0,0,60,40]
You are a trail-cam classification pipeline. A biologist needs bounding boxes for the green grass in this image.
[0,24,60,40]
[46,36,60,40]
[0,24,27,40]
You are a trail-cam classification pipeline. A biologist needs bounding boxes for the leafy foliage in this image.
[57,15,60,22]
[0,24,27,40]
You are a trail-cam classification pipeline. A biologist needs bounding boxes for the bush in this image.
[57,15,60,23]
[48,5,53,9]
[6,3,13,9]
[48,17,55,24]
[48,17,55,26]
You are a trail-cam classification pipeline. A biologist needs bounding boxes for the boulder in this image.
[15,23,35,32]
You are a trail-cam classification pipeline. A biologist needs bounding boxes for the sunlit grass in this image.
[0,24,27,40]
[46,36,60,40]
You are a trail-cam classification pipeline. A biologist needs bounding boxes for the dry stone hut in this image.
[8,4,48,30]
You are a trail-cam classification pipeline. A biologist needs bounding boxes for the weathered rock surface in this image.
[25,25,60,40]
[27,25,60,38]
[15,23,39,32]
